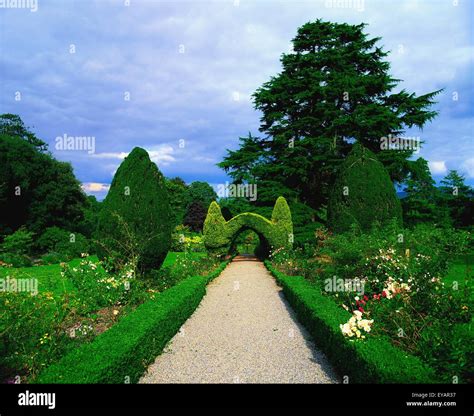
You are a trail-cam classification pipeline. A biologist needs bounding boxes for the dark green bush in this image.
[36,227,90,259]
[96,147,171,273]
[35,261,229,384]
[327,143,402,233]
[265,261,437,383]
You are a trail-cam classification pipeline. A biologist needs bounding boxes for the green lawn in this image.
[444,253,473,301]
[0,252,208,296]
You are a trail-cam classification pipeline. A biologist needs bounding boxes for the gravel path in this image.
[140,256,339,384]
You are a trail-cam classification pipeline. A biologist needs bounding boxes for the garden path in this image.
[140,256,338,383]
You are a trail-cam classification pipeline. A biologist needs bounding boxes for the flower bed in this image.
[265,261,437,383]
[35,260,229,384]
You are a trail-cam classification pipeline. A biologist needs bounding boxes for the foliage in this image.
[96,147,171,273]
[265,261,436,383]
[0,124,87,237]
[1,228,34,256]
[36,227,90,260]
[327,143,402,233]
[187,181,217,211]
[270,224,473,382]
[63,258,135,312]
[0,290,75,382]
[219,20,441,213]
[170,225,206,252]
[439,170,474,228]
[36,260,230,384]
[183,200,207,232]
[203,197,293,257]
[0,113,47,151]
[165,177,190,227]
[402,158,451,227]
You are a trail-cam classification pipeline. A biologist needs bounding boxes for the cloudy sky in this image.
[1,0,473,199]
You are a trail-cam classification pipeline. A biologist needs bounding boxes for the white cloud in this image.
[81,182,110,193]
[461,158,474,178]
[429,160,448,175]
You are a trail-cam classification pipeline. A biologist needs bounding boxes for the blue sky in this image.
[1,0,473,200]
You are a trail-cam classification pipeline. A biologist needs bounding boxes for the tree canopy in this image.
[219,20,441,215]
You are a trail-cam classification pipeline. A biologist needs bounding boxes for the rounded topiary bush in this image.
[327,143,402,233]
[96,147,171,272]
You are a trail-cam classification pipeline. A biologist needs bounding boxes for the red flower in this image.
[382,290,387,298]
[356,300,360,306]
[363,295,369,301]
[361,300,366,305]
[358,307,364,313]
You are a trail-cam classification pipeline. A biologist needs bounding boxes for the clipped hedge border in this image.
[265,261,438,384]
[36,260,230,384]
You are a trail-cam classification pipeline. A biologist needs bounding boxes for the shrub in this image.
[96,147,171,273]
[36,227,90,259]
[0,253,32,268]
[1,228,34,256]
[0,290,75,382]
[327,143,402,233]
[265,261,436,383]
[35,260,229,383]
[63,259,135,312]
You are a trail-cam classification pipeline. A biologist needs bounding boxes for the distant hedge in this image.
[327,143,402,233]
[36,261,230,384]
[265,261,437,383]
[203,196,293,257]
[96,147,171,273]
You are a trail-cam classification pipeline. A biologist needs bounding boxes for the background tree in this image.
[401,158,450,227]
[165,177,190,227]
[0,119,87,238]
[187,181,217,211]
[183,200,207,232]
[439,170,474,228]
[0,114,47,151]
[219,20,441,218]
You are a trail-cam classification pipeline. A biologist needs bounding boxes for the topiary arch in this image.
[203,196,293,257]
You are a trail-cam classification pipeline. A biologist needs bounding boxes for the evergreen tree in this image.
[439,170,474,228]
[327,143,402,232]
[401,158,450,227]
[165,177,190,227]
[219,20,441,214]
[96,147,171,272]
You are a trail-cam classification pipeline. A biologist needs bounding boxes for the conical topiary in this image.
[202,201,228,257]
[96,147,171,272]
[327,143,402,233]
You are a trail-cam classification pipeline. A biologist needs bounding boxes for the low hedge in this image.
[265,261,438,384]
[36,261,229,384]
